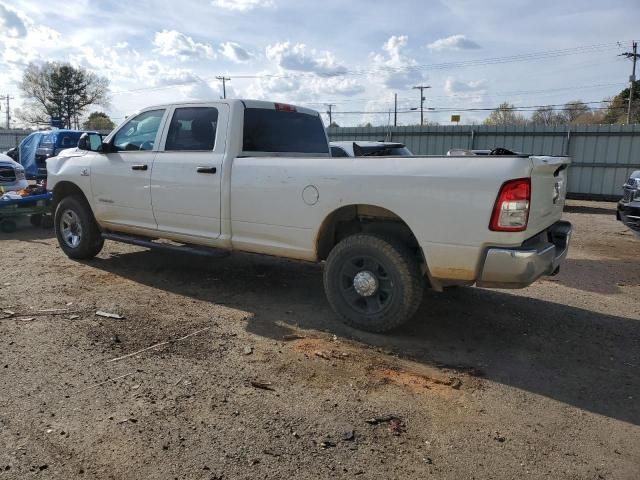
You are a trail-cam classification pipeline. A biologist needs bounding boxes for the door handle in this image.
[131,164,148,171]
[196,166,217,174]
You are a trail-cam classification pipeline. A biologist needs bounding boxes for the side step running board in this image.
[101,232,230,258]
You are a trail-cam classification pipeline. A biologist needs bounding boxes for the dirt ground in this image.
[0,200,638,479]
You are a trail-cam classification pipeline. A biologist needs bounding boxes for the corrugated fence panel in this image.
[328,124,640,199]
[0,130,30,152]
[1,126,639,199]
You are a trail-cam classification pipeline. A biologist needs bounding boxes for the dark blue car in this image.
[17,130,93,179]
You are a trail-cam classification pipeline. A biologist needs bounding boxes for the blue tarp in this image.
[18,132,45,179]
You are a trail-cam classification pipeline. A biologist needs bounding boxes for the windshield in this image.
[56,132,83,148]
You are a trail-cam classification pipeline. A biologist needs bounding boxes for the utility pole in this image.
[0,95,14,129]
[216,76,231,99]
[412,85,431,126]
[394,93,397,127]
[620,41,639,124]
[326,103,335,125]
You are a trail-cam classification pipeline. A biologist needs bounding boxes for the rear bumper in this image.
[477,221,572,288]
[617,200,640,233]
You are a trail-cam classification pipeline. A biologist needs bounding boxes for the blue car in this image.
[17,130,93,179]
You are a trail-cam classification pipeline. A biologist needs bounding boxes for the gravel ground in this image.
[0,200,638,479]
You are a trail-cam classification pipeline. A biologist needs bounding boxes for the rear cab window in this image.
[242,104,329,154]
[165,107,218,151]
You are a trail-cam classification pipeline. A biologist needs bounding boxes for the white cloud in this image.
[369,35,425,89]
[427,34,481,51]
[266,41,347,76]
[219,42,253,63]
[444,78,486,94]
[245,73,363,103]
[212,0,273,11]
[0,3,27,38]
[443,77,487,105]
[153,29,215,61]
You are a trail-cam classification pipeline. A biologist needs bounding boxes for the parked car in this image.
[47,99,572,333]
[35,130,93,176]
[447,148,526,156]
[330,141,413,157]
[617,170,640,235]
[4,147,18,162]
[0,153,28,192]
[10,130,93,179]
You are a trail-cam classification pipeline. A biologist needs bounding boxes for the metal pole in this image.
[394,93,397,127]
[412,85,431,126]
[326,104,335,125]
[628,41,637,124]
[216,76,230,99]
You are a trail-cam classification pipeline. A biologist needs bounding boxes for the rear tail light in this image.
[489,178,531,232]
[274,103,296,112]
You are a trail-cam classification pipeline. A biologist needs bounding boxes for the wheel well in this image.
[316,205,422,262]
[52,181,90,213]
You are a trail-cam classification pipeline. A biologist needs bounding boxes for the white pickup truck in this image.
[47,99,572,332]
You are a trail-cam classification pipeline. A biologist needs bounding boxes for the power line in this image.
[325,99,615,115]
[108,41,629,97]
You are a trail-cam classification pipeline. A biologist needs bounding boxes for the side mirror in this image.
[78,133,104,152]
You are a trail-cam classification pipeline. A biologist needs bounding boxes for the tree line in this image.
[484,82,639,126]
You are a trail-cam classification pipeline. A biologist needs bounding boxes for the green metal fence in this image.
[328,124,640,199]
[3,125,639,199]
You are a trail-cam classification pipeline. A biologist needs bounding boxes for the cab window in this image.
[165,107,218,151]
[113,109,165,152]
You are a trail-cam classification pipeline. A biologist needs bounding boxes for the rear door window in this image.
[243,108,328,154]
[165,107,218,151]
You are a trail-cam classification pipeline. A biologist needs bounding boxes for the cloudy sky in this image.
[0,0,638,127]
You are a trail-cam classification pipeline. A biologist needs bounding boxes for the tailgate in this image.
[527,156,571,235]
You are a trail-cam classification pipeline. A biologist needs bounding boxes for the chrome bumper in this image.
[477,221,572,288]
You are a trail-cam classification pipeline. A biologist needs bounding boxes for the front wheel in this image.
[323,234,424,333]
[55,195,104,259]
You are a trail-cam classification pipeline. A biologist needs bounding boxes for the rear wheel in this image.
[55,195,104,259]
[323,234,423,333]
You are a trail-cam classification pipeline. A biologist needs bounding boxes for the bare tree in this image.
[531,106,562,126]
[483,102,528,126]
[18,62,110,128]
[560,100,590,124]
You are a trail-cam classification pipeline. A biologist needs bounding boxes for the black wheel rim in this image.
[338,255,394,315]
